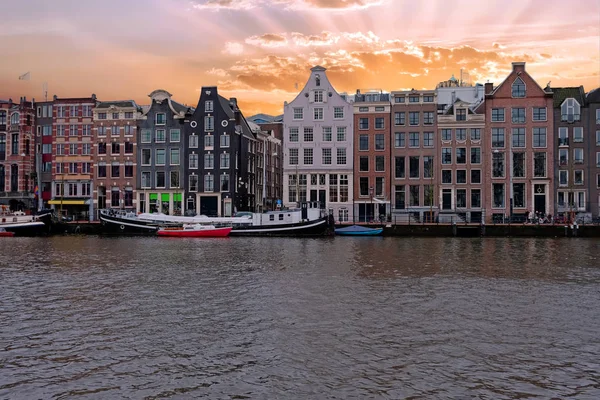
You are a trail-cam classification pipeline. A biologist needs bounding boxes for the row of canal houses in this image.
[0,61,599,223]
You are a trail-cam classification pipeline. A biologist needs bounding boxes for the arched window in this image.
[315,74,321,87]
[511,77,526,98]
[0,111,6,125]
[10,112,20,125]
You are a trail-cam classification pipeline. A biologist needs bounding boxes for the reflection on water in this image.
[1,237,600,399]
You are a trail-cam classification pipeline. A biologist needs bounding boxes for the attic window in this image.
[561,98,581,122]
[512,77,526,98]
[315,74,321,87]
[456,109,467,121]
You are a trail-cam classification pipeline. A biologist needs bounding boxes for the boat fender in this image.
[120,225,125,230]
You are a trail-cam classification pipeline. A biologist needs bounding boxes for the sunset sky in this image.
[2,0,599,116]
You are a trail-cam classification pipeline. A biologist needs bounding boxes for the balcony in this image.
[561,114,580,123]
[558,138,569,147]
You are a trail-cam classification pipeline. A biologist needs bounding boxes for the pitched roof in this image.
[586,87,600,103]
[218,95,255,140]
[551,87,586,107]
[96,100,137,109]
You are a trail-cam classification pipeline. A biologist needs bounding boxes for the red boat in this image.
[157,224,232,238]
[0,228,14,237]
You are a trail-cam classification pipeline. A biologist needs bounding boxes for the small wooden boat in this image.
[0,228,15,237]
[335,225,383,236]
[157,224,232,238]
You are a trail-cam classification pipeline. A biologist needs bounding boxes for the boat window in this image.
[279,214,284,220]
[269,215,274,221]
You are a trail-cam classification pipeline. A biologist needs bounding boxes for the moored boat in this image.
[335,225,383,236]
[0,208,53,237]
[158,224,232,238]
[0,228,15,237]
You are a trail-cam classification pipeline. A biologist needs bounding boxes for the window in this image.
[442,148,452,164]
[111,125,120,136]
[574,170,584,185]
[470,128,481,141]
[512,77,526,98]
[205,116,214,131]
[68,143,78,155]
[97,111,106,120]
[293,108,303,120]
[359,135,369,151]
[111,162,120,178]
[111,142,120,155]
[125,112,133,119]
[409,112,419,126]
[220,174,229,191]
[328,174,338,202]
[423,132,433,147]
[375,134,385,150]
[559,148,568,166]
[42,144,52,154]
[141,171,151,188]
[124,141,133,154]
[409,132,419,148]
[456,189,467,208]
[533,107,546,121]
[303,148,313,165]
[471,170,481,184]
[156,149,165,166]
[409,96,420,103]
[442,170,452,184]
[394,132,405,148]
[597,151,600,167]
[169,170,180,188]
[69,125,78,136]
[359,177,369,196]
[314,90,323,103]
[561,98,581,122]
[534,152,546,177]
[559,170,568,186]
[156,113,166,125]
[471,189,481,208]
[574,148,584,164]
[513,152,525,178]
[170,129,180,142]
[314,108,323,120]
[492,152,505,178]
[375,106,385,112]
[512,183,525,208]
[112,112,119,120]
[336,148,346,165]
[511,108,525,123]
[204,153,214,169]
[492,128,505,148]
[124,162,133,177]
[573,127,583,143]
[289,148,298,165]
[456,109,466,121]
[359,118,369,130]
[336,127,346,142]
[455,129,466,141]
[395,112,405,126]
[375,118,384,129]
[395,156,405,178]
[334,107,344,119]
[409,156,419,178]
[170,148,180,165]
[533,127,547,147]
[441,129,452,141]
[456,170,467,184]
[43,125,53,136]
[409,186,420,206]
[395,96,405,103]
[220,134,229,148]
[493,183,505,208]
[491,108,505,122]
[204,135,214,148]
[189,135,198,148]
[155,171,165,188]
[456,148,466,164]
[141,129,151,143]
[322,148,332,165]
[375,156,385,172]
[423,95,434,103]
[359,107,368,112]
[300,127,312,142]
[512,128,525,148]
[375,177,384,197]
[471,148,481,164]
[189,153,198,169]
[220,153,230,168]
[97,142,106,155]
[205,101,213,112]
[10,134,18,155]
[98,162,106,178]
[57,125,66,137]
[423,156,433,178]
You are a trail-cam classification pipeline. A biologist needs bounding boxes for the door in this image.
[200,196,218,216]
[534,184,546,215]
[310,190,318,202]
[442,189,452,210]
[318,190,326,209]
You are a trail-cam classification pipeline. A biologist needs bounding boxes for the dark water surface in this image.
[1,237,600,399]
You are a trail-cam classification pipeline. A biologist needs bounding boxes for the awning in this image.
[48,199,87,205]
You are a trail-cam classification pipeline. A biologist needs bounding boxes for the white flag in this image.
[18,72,30,81]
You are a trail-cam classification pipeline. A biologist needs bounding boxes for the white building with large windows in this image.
[282,66,354,222]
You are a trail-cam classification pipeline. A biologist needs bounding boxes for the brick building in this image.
[353,91,391,222]
[93,101,139,214]
[0,97,36,212]
[586,88,600,218]
[50,95,97,220]
[390,89,437,222]
[35,101,54,209]
[475,62,554,222]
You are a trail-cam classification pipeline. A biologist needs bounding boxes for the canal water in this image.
[1,237,600,399]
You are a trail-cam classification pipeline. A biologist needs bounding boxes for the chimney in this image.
[92,94,97,101]
[53,95,58,101]
[485,82,494,94]
[512,62,526,73]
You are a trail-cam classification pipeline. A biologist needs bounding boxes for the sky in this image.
[1,0,599,116]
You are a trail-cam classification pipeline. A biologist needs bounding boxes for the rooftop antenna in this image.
[43,82,48,101]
